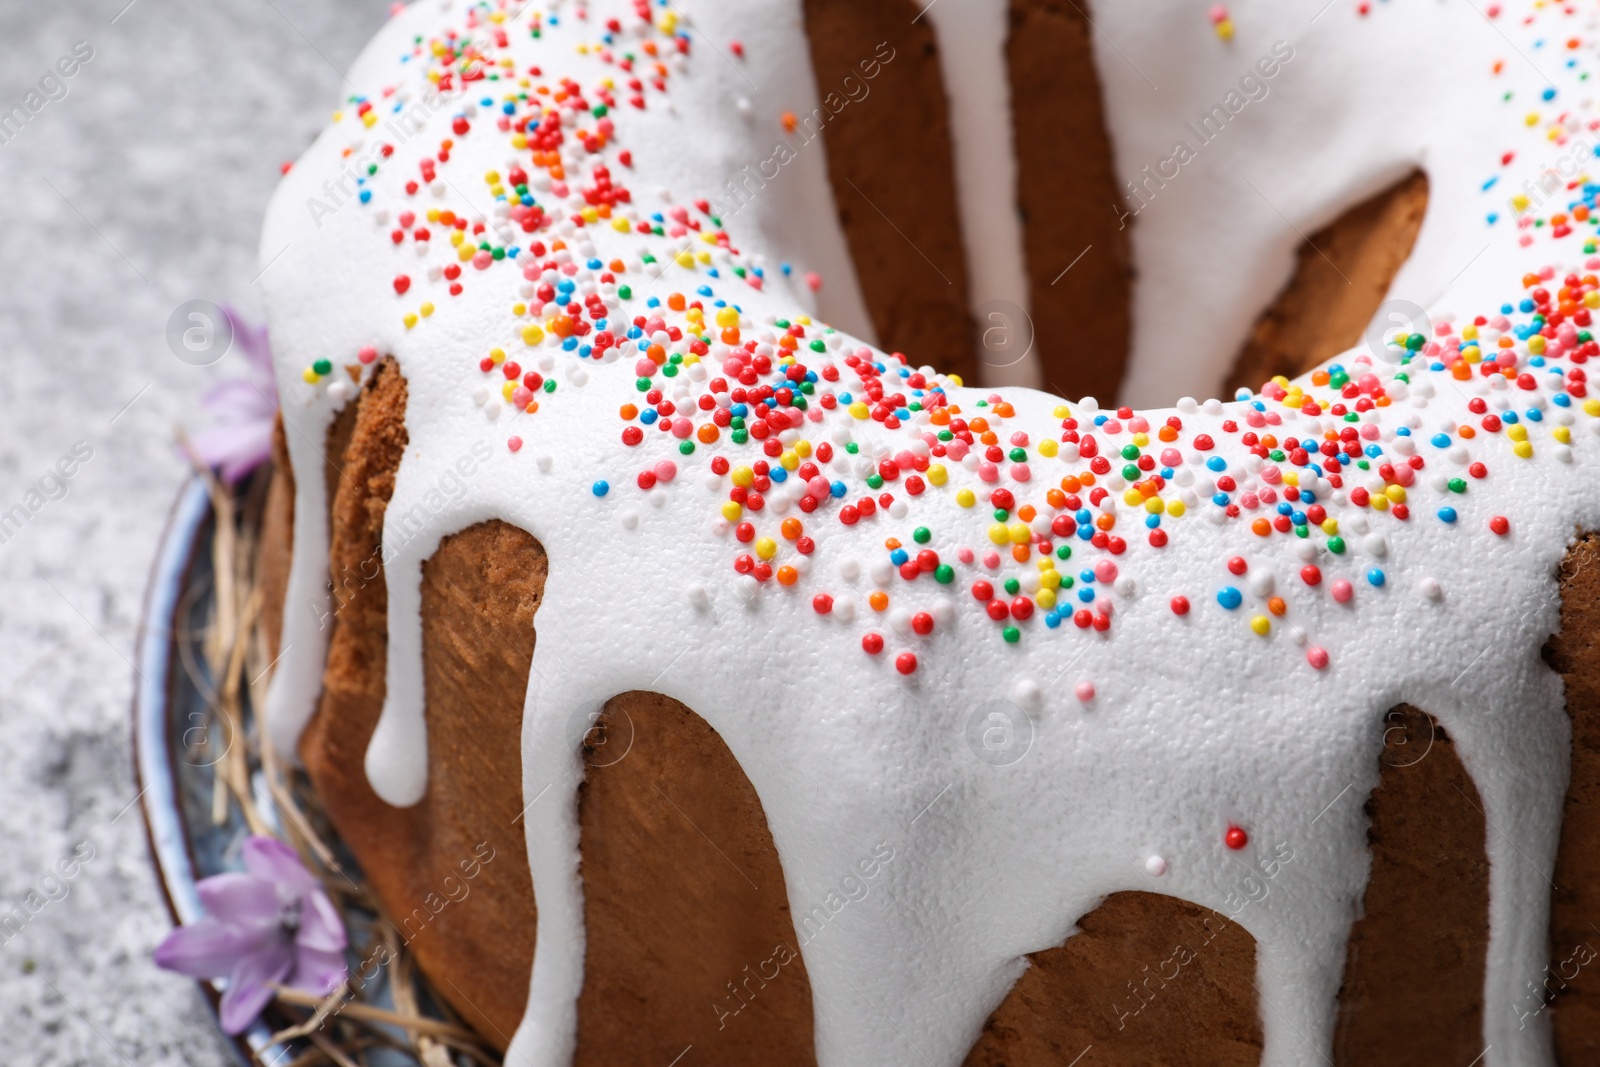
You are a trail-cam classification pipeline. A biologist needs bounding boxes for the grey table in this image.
[0,2,390,1062]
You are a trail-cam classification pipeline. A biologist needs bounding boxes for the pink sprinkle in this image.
[1075,680,1096,703]
[653,459,678,482]
[957,547,975,564]
[1093,560,1118,583]
[982,550,1001,569]
[1331,578,1353,603]
[804,271,822,292]
[1307,647,1329,670]
[507,436,523,453]
[358,345,378,364]
[1208,4,1228,23]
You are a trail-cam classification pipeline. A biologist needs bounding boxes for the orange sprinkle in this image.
[1251,518,1272,536]
[869,591,889,611]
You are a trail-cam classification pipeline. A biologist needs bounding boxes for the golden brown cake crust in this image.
[1007,0,1134,403]
[1333,706,1489,1065]
[295,360,541,1044]
[803,0,977,382]
[1228,170,1430,393]
[576,694,817,1065]
[963,892,1263,1067]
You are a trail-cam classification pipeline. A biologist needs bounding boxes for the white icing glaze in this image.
[258,2,1600,1064]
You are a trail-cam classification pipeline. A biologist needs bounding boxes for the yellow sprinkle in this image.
[1462,324,1479,341]
[420,302,435,318]
[1123,488,1144,507]
[1052,405,1070,419]
[1514,440,1535,459]
[1385,485,1406,503]
[947,374,964,387]
[612,218,631,232]
[301,367,319,384]
[720,501,743,522]
[403,313,418,329]
[794,440,812,458]
[1250,615,1271,636]
[1529,335,1546,354]
[450,230,465,247]
[1507,424,1529,442]
[987,524,1010,546]
[1008,522,1030,545]
[501,381,516,401]
[522,324,544,346]
[362,111,378,128]
[512,303,527,316]
[1371,494,1390,512]
[1585,399,1600,418]
[1145,496,1166,514]
[928,464,948,487]
[1321,518,1339,535]
[849,401,870,420]
[1036,589,1057,610]
[755,537,778,561]
[1040,570,1062,590]
[716,306,740,328]
[1554,425,1572,444]
[675,251,696,268]
[956,488,976,508]
[1512,194,1532,212]
[490,347,506,364]
[1131,432,1149,448]
[1586,291,1600,310]
[1167,499,1186,518]
[731,466,755,488]
[780,450,799,471]
[1038,439,1059,458]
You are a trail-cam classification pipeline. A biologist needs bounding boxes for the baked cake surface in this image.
[255,1,1600,1064]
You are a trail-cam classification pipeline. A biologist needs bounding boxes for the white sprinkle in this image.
[1145,855,1168,877]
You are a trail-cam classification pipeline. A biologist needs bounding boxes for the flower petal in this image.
[153,918,272,981]
[241,836,317,898]
[196,872,282,925]
[219,941,294,1035]
[291,944,348,998]
[295,887,347,953]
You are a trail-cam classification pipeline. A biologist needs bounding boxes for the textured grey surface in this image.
[0,2,389,1063]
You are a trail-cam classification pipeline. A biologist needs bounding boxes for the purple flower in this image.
[155,836,346,1034]
[188,306,279,485]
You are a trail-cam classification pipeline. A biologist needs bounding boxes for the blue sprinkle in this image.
[1206,456,1227,472]
[769,466,788,483]
[1213,492,1231,507]
[830,481,847,498]
[1438,506,1457,523]
[1217,587,1243,610]
[1431,433,1451,448]
[1045,611,1062,629]
[640,409,658,425]
[1367,569,1387,588]
[890,548,908,566]
[592,481,610,497]
[1078,587,1096,604]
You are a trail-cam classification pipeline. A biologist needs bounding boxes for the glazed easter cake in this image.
[253,0,1600,1064]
